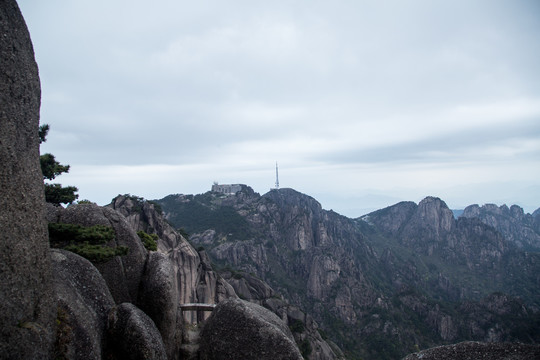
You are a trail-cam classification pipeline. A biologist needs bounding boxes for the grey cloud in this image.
[317,118,540,165]
[19,0,540,215]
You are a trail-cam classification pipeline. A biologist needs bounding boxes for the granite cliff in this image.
[1,1,56,357]
[461,203,540,250]
[155,187,540,359]
[110,194,344,360]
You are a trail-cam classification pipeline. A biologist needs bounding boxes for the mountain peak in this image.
[263,188,323,213]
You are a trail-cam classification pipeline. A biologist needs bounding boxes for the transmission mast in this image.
[275,162,280,189]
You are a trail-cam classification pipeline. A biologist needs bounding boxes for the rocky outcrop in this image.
[457,293,539,343]
[137,251,181,359]
[402,341,540,360]
[107,303,168,360]
[462,203,540,250]
[199,299,303,360]
[401,197,455,248]
[222,271,344,360]
[0,1,56,357]
[108,195,237,308]
[156,188,540,360]
[52,248,173,360]
[366,197,512,293]
[51,249,115,359]
[48,203,148,304]
[359,201,416,235]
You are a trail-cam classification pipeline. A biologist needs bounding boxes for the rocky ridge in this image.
[462,203,540,250]
[45,194,338,359]
[155,187,540,359]
[110,194,343,360]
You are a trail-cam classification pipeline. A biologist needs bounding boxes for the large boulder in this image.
[51,249,115,359]
[137,251,181,359]
[0,1,56,358]
[107,302,168,360]
[199,298,303,360]
[222,271,343,360]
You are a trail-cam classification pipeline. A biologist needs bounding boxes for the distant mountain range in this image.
[153,186,540,359]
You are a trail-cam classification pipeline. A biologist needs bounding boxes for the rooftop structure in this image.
[211,182,242,195]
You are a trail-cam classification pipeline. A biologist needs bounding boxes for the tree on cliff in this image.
[39,124,79,205]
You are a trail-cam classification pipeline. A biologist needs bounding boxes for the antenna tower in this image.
[275,162,279,189]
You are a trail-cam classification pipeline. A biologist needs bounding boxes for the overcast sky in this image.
[18,0,540,217]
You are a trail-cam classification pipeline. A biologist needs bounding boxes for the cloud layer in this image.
[20,0,540,216]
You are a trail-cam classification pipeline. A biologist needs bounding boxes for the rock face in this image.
[402,341,540,360]
[462,203,540,250]
[48,203,149,304]
[108,195,237,308]
[137,251,180,359]
[0,1,56,358]
[107,303,168,360]
[51,249,115,359]
[155,188,540,360]
[51,248,174,360]
[199,299,303,360]
[222,271,344,360]
[49,200,187,358]
[366,199,524,299]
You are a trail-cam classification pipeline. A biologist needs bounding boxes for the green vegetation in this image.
[48,223,115,245]
[39,124,79,205]
[178,228,190,240]
[48,222,128,263]
[219,265,244,280]
[77,199,95,205]
[137,230,158,251]
[156,193,256,242]
[299,339,312,359]
[148,201,163,215]
[64,242,129,263]
[289,319,305,333]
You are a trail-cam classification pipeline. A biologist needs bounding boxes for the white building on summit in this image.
[211,182,242,195]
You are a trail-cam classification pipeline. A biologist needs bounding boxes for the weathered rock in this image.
[51,249,115,359]
[223,271,275,304]
[400,197,455,251]
[402,341,540,360]
[360,201,417,236]
[199,299,303,360]
[457,293,537,343]
[462,203,540,250]
[0,1,56,357]
[138,251,180,359]
[52,203,148,303]
[155,188,540,359]
[108,195,237,307]
[222,270,342,360]
[107,302,168,360]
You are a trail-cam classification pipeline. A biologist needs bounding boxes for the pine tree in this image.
[39,124,79,205]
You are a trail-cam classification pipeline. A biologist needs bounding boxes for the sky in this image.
[18,0,540,217]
